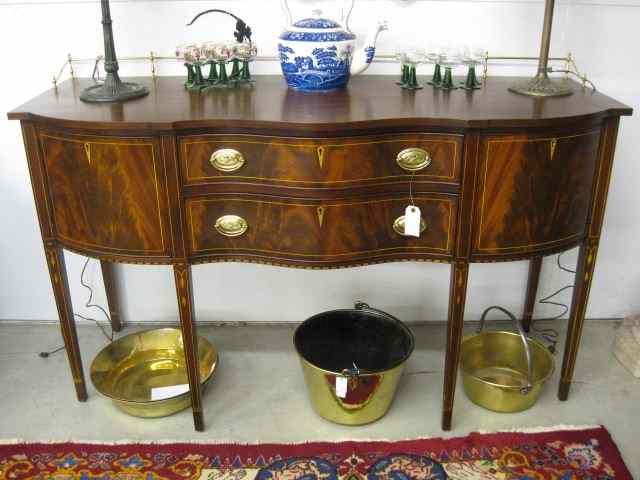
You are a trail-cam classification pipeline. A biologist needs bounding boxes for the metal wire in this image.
[530,251,577,353]
[409,173,415,207]
[38,257,113,358]
[549,68,597,92]
[76,257,113,342]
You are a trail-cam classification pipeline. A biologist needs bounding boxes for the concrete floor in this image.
[0,320,638,476]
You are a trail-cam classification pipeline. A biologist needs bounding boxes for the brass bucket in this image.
[460,306,555,413]
[294,302,414,425]
[90,328,218,418]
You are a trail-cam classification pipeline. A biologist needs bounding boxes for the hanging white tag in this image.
[335,376,348,398]
[404,205,422,238]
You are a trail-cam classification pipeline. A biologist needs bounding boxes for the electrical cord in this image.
[476,252,576,354]
[529,252,576,353]
[39,257,114,358]
[76,256,114,343]
[38,346,65,358]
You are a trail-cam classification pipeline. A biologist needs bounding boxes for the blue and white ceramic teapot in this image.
[278,0,387,91]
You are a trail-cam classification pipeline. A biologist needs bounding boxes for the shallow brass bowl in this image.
[460,331,554,413]
[90,328,218,418]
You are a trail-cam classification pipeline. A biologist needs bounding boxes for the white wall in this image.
[0,0,636,325]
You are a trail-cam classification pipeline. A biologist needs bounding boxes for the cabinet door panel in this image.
[41,133,168,255]
[474,130,601,256]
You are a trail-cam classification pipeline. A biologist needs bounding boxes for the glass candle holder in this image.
[192,45,208,90]
[234,42,258,85]
[176,43,200,89]
[200,42,219,84]
[395,51,410,87]
[403,48,426,90]
[426,48,443,87]
[439,48,462,90]
[460,47,484,90]
[210,43,233,88]
[229,44,242,81]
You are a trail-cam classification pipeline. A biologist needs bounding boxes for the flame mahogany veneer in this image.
[8,76,632,432]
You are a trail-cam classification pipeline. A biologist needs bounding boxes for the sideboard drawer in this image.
[180,134,462,187]
[186,195,457,260]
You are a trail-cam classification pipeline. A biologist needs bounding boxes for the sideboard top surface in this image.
[8,76,632,133]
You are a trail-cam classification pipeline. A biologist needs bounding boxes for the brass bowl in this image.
[460,331,554,413]
[90,328,218,418]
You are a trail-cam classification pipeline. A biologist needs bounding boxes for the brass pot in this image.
[460,307,555,413]
[90,328,218,418]
[294,302,414,425]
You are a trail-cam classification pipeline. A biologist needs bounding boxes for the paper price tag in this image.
[335,376,348,398]
[151,384,190,401]
[404,205,422,238]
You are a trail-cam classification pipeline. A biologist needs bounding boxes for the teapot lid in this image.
[280,8,355,41]
[292,17,341,29]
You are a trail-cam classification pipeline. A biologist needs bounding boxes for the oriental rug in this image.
[0,426,632,480]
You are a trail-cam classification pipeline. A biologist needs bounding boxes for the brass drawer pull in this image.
[210,148,245,172]
[393,215,427,236]
[396,147,432,172]
[214,215,248,237]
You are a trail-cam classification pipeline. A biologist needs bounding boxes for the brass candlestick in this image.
[80,0,148,103]
[509,0,573,97]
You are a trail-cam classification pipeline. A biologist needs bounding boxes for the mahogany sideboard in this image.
[7,76,632,432]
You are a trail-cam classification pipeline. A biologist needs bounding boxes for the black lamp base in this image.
[80,78,148,103]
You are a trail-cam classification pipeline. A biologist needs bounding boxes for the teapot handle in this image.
[281,0,355,30]
[341,0,355,32]
[280,0,293,28]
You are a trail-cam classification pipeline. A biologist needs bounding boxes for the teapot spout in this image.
[350,20,388,76]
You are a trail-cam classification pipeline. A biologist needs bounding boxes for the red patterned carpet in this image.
[0,426,631,480]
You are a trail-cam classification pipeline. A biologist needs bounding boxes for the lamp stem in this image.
[536,0,554,78]
[80,0,149,102]
[508,0,573,97]
[102,0,118,80]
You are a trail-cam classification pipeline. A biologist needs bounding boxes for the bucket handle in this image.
[348,301,399,379]
[478,306,533,395]
[354,301,397,321]
[344,302,413,381]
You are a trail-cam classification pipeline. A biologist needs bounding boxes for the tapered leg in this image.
[522,256,543,333]
[173,263,204,431]
[100,260,123,332]
[442,260,470,431]
[44,243,87,401]
[559,240,598,400]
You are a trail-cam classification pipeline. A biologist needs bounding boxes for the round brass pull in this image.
[396,147,432,172]
[210,148,245,173]
[393,215,427,236]
[214,215,248,237]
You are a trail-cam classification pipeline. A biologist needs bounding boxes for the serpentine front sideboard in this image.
[8,76,632,432]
